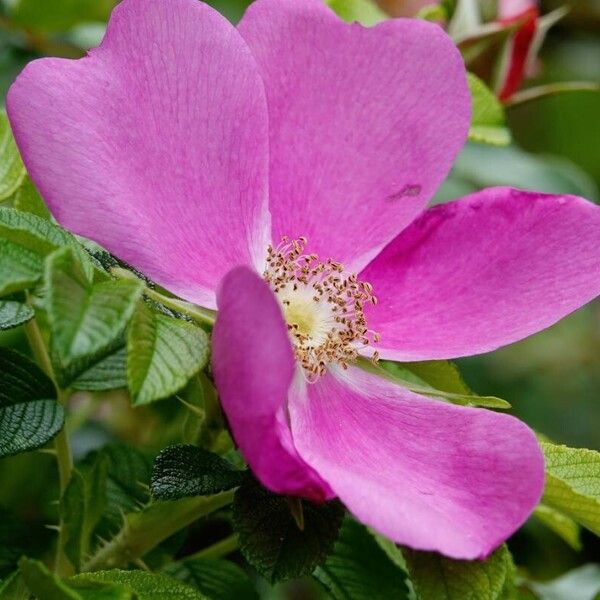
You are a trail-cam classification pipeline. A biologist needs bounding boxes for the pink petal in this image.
[289,365,544,559]
[238,0,470,272]
[212,266,332,501]
[361,188,600,361]
[7,0,270,309]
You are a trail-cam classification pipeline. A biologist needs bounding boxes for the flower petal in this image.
[7,0,270,309]
[361,188,600,361]
[238,0,470,271]
[212,266,332,501]
[289,365,543,559]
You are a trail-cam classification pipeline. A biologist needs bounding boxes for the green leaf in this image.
[374,359,511,409]
[0,300,33,330]
[233,475,345,583]
[46,247,143,386]
[325,0,387,25]
[403,545,516,600]
[73,570,208,600]
[533,504,582,551]
[151,445,244,500]
[0,207,94,296]
[314,519,410,599]
[127,301,210,405]
[0,238,43,296]
[19,558,133,600]
[0,347,64,458]
[541,441,600,537]
[71,347,128,391]
[165,559,258,600]
[0,571,29,600]
[529,564,600,600]
[61,456,110,571]
[468,73,511,146]
[0,111,25,201]
[11,176,51,219]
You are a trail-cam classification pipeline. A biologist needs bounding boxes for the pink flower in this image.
[7,0,600,559]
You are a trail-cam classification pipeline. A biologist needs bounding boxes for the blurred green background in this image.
[0,0,599,593]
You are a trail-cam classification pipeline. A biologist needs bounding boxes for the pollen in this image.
[263,236,380,381]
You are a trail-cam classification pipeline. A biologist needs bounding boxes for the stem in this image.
[82,491,235,572]
[184,534,239,562]
[23,311,74,576]
[111,267,216,326]
[505,81,600,107]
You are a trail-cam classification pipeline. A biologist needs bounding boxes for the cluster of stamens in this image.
[263,237,380,381]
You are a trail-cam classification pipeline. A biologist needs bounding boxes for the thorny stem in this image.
[82,491,235,572]
[23,303,74,577]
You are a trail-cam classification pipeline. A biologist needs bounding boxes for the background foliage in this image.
[0,0,599,598]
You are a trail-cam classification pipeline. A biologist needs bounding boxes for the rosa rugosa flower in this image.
[7,0,600,559]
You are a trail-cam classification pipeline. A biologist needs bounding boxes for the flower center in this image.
[263,237,379,381]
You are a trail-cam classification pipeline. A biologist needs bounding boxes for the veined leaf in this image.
[0,111,25,201]
[0,347,64,458]
[541,441,600,537]
[72,570,207,600]
[151,445,244,500]
[127,301,209,405]
[468,73,511,146]
[46,247,143,386]
[233,475,345,583]
[403,544,516,600]
[0,238,43,296]
[19,558,133,600]
[11,176,50,219]
[164,559,258,600]
[71,346,128,391]
[0,300,33,330]
[314,519,410,599]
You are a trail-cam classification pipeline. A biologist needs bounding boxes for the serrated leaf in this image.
[533,504,581,551]
[46,247,143,386]
[165,559,258,600]
[151,445,244,500]
[0,238,43,296]
[0,207,93,279]
[61,456,109,571]
[71,347,128,391]
[403,544,516,600]
[541,442,600,537]
[325,0,387,25]
[233,475,345,583]
[127,301,210,405]
[73,570,207,600]
[0,347,64,458]
[0,111,25,201]
[375,359,510,409]
[314,519,410,600]
[19,558,133,600]
[0,300,33,330]
[468,73,511,146]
